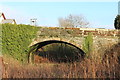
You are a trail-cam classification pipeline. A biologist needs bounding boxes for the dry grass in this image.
[2,43,120,78]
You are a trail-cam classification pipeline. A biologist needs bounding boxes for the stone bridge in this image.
[29,27,120,62]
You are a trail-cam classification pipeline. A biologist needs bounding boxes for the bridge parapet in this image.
[37,27,120,37]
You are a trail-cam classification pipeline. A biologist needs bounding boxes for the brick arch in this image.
[28,39,85,63]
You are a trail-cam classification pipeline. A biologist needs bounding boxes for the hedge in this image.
[2,24,38,62]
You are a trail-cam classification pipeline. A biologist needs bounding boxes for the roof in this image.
[2,19,16,24]
[0,13,6,19]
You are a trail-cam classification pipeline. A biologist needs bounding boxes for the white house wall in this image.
[0,16,4,23]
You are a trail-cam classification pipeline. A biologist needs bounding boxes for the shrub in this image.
[114,15,120,29]
[83,32,93,57]
[2,24,38,63]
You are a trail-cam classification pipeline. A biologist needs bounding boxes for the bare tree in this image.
[58,14,89,28]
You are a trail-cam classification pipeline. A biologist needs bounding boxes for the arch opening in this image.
[28,40,85,63]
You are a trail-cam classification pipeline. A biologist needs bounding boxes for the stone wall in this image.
[30,27,120,57]
[46,27,120,37]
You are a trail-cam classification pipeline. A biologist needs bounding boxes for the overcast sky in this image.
[0,1,119,29]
